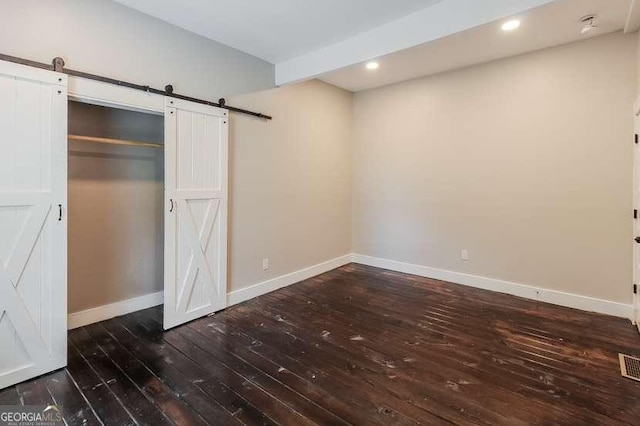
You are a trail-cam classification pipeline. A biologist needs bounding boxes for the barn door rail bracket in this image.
[0,52,272,120]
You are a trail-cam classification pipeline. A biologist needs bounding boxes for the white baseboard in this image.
[69,252,630,328]
[352,254,634,320]
[68,291,163,330]
[227,254,353,306]
[68,254,353,329]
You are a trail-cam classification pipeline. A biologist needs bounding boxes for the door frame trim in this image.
[634,97,640,331]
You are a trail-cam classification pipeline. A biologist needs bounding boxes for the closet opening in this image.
[67,100,165,318]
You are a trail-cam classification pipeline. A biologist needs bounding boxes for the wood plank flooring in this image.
[1,263,640,425]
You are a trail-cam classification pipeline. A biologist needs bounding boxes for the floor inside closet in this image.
[1,263,639,425]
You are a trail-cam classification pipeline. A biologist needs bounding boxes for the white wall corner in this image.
[625,0,640,33]
[351,254,634,320]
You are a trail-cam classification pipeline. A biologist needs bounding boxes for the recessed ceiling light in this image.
[580,15,598,35]
[365,62,379,70]
[501,20,521,31]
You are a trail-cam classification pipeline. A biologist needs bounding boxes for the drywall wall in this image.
[352,31,636,304]
[67,102,164,313]
[227,80,353,291]
[2,0,274,100]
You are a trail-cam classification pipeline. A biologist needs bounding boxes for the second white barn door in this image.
[164,99,228,330]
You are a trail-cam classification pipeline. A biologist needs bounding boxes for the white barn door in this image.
[164,99,228,330]
[0,61,67,389]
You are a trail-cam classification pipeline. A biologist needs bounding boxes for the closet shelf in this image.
[68,134,163,149]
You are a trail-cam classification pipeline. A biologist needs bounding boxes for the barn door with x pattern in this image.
[164,98,228,330]
[0,61,67,389]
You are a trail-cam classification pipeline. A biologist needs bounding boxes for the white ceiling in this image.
[113,0,444,63]
[113,0,636,92]
[320,0,633,91]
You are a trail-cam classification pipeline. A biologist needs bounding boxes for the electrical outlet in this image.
[262,258,270,271]
[461,250,469,261]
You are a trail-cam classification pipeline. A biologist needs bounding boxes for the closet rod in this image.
[69,135,163,149]
[0,53,272,120]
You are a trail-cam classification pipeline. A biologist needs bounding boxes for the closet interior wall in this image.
[68,101,164,313]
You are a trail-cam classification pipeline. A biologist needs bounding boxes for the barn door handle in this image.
[58,204,63,221]
[635,236,640,244]
[169,199,174,212]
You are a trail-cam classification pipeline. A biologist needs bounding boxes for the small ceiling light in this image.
[501,19,521,31]
[365,61,379,70]
[580,15,598,35]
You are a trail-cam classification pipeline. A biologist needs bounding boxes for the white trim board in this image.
[227,254,352,306]
[67,254,352,329]
[352,254,633,320]
[68,291,163,330]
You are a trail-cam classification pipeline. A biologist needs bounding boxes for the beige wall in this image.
[3,0,274,100]
[37,16,634,312]
[352,31,636,304]
[228,80,353,291]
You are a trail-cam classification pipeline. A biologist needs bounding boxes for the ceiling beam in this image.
[275,0,556,86]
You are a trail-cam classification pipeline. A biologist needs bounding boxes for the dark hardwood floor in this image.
[2,263,640,425]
